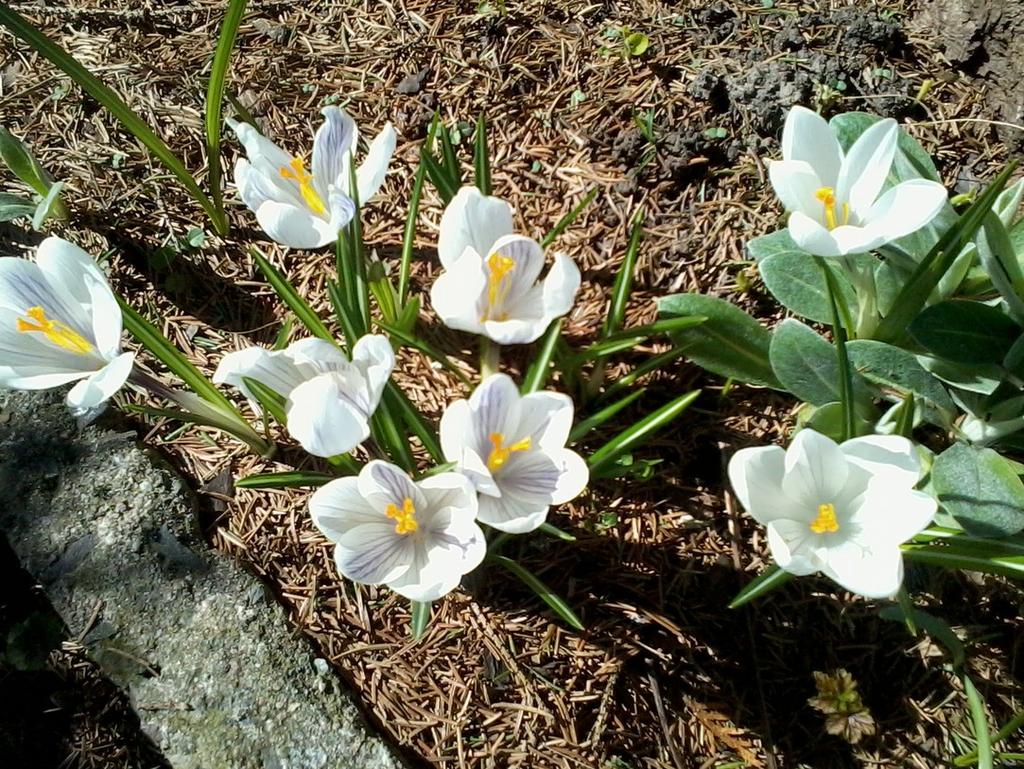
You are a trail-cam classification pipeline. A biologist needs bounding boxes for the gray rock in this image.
[0,389,406,769]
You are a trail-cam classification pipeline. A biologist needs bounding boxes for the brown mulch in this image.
[2,1,1023,767]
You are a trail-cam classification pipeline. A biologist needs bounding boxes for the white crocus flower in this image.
[728,429,937,599]
[430,186,580,345]
[0,237,134,418]
[213,335,393,458]
[768,105,947,257]
[310,460,486,601]
[439,373,589,534]
[229,106,397,249]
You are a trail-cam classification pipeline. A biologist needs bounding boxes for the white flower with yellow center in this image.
[0,237,134,418]
[769,105,947,257]
[728,429,937,599]
[310,460,486,601]
[213,335,393,458]
[229,106,396,249]
[430,186,580,344]
[440,373,589,534]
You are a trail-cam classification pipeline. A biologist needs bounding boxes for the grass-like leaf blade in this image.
[522,318,563,394]
[410,600,432,640]
[250,248,335,343]
[489,554,584,630]
[235,471,336,489]
[473,114,491,196]
[205,0,247,234]
[728,563,794,609]
[0,6,225,232]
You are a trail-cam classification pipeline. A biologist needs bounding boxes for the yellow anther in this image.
[16,306,93,355]
[279,156,327,216]
[815,186,850,231]
[385,497,418,535]
[486,432,532,473]
[810,502,840,534]
[482,252,516,321]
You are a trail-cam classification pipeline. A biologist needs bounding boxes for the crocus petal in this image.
[350,334,395,412]
[438,186,515,269]
[864,179,947,241]
[489,234,546,302]
[84,270,122,358]
[849,487,936,547]
[547,448,589,505]
[787,211,844,257]
[439,398,472,464]
[477,490,549,534]
[213,346,307,403]
[286,337,352,374]
[782,106,843,186]
[468,373,523,454]
[840,434,922,489]
[312,106,357,198]
[356,122,397,202]
[430,251,487,334]
[727,445,793,524]
[418,472,478,523]
[309,477,383,541]
[766,519,819,575]
[286,372,371,457]
[359,460,426,513]
[782,429,849,507]
[65,350,135,419]
[826,224,888,256]
[768,159,825,217]
[254,200,341,249]
[35,237,110,315]
[387,534,481,602]
[335,522,414,585]
[458,447,502,496]
[821,538,904,599]
[0,256,92,343]
[517,391,574,449]
[481,314,549,345]
[229,119,295,172]
[836,118,897,216]
[540,252,581,321]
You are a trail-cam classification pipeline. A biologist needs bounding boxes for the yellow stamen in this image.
[815,187,850,230]
[279,157,327,215]
[486,432,532,472]
[385,497,418,535]
[810,502,839,534]
[16,306,93,355]
[482,252,516,322]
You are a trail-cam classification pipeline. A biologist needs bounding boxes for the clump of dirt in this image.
[608,5,915,195]
[710,6,909,136]
[912,0,1024,150]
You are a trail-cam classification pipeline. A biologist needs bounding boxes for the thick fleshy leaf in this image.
[932,442,1024,537]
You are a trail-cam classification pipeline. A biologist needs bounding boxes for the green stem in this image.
[479,337,500,379]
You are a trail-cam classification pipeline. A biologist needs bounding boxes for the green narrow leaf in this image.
[235,471,336,489]
[31,181,64,230]
[0,6,225,233]
[384,383,444,464]
[894,392,916,438]
[0,191,37,222]
[122,401,268,454]
[0,125,52,198]
[540,188,597,249]
[421,146,458,204]
[327,279,360,352]
[538,522,576,541]
[398,161,427,305]
[977,212,1024,325]
[410,600,432,640]
[955,710,1024,767]
[728,564,793,609]
[370,392,416,471]
[378,321,470,386]
[241,377,288,426]
[205,0,247,234]
[522,318,563,394]
[588,389,700,476]
[250,248,335,343]
[345,161,370,333]
[600,348,688,401]
[439,121,462,187]
[473,114,491,196]
[570,388,646,442]
[603,211,643,339]
[875,163,1016,343]
[901,542,1024,580]
[488,555,584,630]
[964,675,994,769]
[118,298,238,414]
[822,263,855,441]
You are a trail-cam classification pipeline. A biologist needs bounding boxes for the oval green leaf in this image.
[932,441,1024,537]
